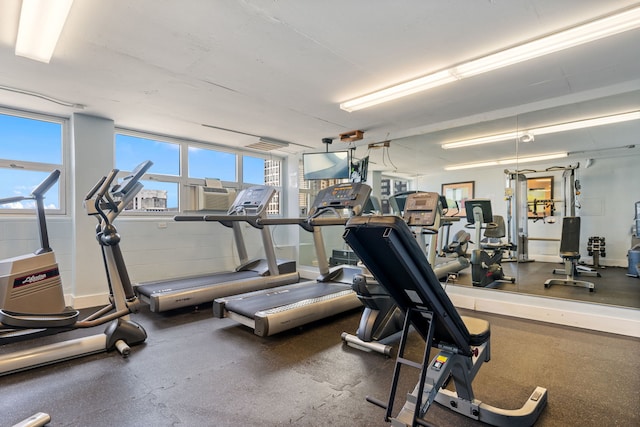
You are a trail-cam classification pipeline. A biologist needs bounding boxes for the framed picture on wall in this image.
[441,181,475,217]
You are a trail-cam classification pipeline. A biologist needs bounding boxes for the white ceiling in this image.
[1,0,639,177]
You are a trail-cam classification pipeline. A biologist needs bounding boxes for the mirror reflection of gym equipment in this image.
[465,199,515,288]
[505,165,581,263]
[504,164,613,292]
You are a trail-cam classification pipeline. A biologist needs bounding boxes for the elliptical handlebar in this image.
[0,170,61,205]
[0,195,29,205]
[84,175,107,201]
[84,161,153,223]
[0,169,61,253]
[31,169,61,198]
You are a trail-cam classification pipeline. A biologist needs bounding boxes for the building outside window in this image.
[116,130,283,214]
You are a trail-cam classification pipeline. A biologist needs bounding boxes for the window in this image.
[243,155,265,184]
[115,131,180,212]
[242,155,282,214]
[0,110,66,213]
[189,146,236,181]
[115,130,283,214]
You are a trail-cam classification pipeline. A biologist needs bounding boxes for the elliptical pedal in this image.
[0,308,79,329]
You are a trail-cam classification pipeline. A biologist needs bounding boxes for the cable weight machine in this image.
[504,164,580,263]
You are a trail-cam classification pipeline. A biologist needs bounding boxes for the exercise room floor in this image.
[2,299,639,427]
[441,260,640,309]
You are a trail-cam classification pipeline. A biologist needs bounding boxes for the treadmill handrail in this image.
[204,214,262,229]
[173,214,263,229]
[257,217,313,232]
[257,216,348,231]
[308,217,348,227]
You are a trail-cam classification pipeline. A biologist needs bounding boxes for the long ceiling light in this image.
[340,6,640,112]
[441,110,640,150]
[15,0,74,63]
[444,152,568,171]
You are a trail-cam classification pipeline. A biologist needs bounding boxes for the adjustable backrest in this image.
[484,214,506,239]
[343,215,473,356]
[559,216,581,257]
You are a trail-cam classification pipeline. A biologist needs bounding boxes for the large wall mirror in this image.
[408,91,640,308]
[297,91,639,312]
[383,90,640,311]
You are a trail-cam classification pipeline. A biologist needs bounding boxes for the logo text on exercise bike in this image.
[14,268,60,288]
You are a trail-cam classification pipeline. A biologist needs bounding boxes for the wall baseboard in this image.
[66,293,111,309]
[446,286,640,338]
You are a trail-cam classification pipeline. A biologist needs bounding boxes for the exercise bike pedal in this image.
[0,308,79,329]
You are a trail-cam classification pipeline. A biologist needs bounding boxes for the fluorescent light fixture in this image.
[15,0,74,63]
[442,131,521,150]
[445,152,568,171]
[340,71,456,112]
[340,6,640,112]
[442,110,640,149]
[530,111,640,136]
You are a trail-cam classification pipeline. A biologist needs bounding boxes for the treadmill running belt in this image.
[225,282,352,319]
[136,270,258,295]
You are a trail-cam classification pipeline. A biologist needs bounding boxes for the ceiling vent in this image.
[245,137,290,151]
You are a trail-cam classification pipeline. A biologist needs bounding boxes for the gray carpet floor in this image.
[2,298,639,427]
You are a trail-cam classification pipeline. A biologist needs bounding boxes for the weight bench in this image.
[544,217,595,292]
[343,215,547,427]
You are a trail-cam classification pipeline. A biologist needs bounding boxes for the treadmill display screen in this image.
[309,182,371,216]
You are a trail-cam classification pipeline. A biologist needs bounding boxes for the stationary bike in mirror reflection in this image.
[465,199,515,288]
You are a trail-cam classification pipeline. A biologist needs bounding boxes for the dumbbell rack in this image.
[587,236,606,268]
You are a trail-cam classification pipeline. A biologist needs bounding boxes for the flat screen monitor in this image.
[351,156,369,183]
[465,199,493,224]
[303,151,350,180]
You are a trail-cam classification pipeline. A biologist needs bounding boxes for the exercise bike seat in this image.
[0,308,79,329]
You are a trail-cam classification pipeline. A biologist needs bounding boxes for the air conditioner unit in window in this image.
[197,186,235,211]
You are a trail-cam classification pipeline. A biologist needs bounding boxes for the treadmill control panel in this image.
[228,186,276,215]
[309,182,372,217]
[403,192,440,226]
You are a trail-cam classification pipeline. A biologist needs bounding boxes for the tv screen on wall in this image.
[302,151,350,180]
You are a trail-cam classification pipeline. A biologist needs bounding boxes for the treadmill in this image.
[212,182,371,336]
[413,192,470,278]
[389,191,469,279]
[135,186,299,312]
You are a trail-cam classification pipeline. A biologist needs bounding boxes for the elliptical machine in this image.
[0,160,152,376]
[465,199,515,287]
[342,192,466,356]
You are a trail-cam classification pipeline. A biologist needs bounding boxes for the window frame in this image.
[0,108,68,215]
[114,128,284,216]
